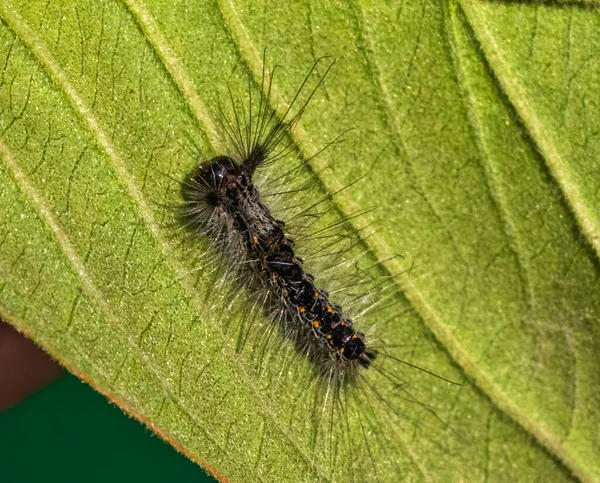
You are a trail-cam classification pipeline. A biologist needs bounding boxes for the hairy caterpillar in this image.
[181,60,377,387]
[173,54,458,482]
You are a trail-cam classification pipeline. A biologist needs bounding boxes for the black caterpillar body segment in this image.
[182,153,377,374]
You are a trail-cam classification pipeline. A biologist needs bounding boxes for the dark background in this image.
[0,373,216,483]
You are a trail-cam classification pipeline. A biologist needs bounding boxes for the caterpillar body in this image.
[179,58,385,390]
[175,55,457,482]
[181,152,377,375]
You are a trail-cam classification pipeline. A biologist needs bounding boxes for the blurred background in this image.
[0,321,215,483]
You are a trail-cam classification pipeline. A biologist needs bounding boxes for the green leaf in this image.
[1,0,599,481]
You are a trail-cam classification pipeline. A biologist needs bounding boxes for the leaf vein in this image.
[459,0,600,263]
[121,0,222,152]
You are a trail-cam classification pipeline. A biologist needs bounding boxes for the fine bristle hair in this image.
[166,51,462,482]
[216,55,334,173]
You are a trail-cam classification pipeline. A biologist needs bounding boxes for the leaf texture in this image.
[0,1,598,481]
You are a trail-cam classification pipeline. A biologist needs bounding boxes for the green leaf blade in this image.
[1,0,598,481]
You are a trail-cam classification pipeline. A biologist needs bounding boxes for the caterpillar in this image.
[174,54,458,482]
[180,62,377,388]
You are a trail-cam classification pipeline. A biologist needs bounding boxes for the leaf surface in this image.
[0,1,598,481]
